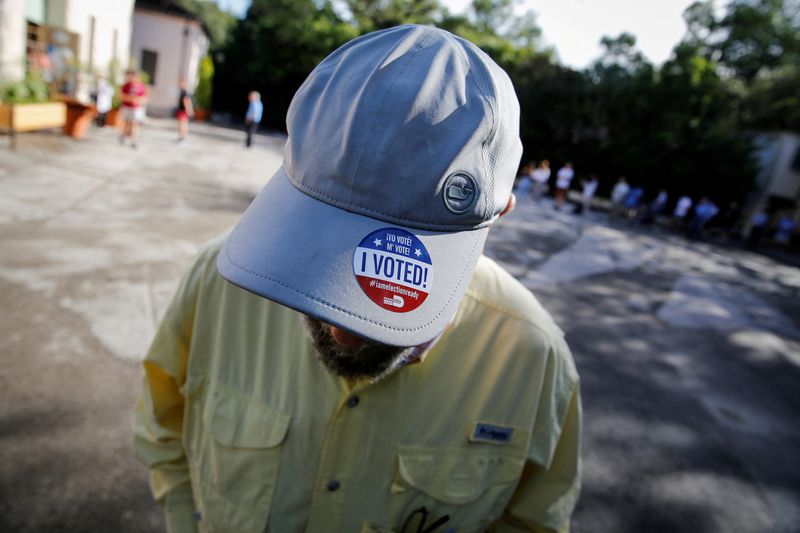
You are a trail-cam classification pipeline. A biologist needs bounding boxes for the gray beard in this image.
[302,317,413,382]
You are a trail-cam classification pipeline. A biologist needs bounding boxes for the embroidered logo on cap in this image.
[353,228,432,313]
[443,172,478,214]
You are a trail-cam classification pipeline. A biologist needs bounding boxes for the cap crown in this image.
[284,25,522,231]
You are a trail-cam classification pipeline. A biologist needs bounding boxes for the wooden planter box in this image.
[0,101,67,132]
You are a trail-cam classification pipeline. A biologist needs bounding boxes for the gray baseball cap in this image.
[217,24,522,346]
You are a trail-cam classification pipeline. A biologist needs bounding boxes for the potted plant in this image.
[193,55,213,121]
[0,73,67,134]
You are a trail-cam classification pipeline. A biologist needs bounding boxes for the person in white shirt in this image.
[95,77,114,127]
[581,174,599,214]
[531,159,551,202]
[554,162,574,210]
[609,176,628,212]
[673,195,693,227]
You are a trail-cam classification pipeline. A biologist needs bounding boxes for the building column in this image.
[0,0,27,84]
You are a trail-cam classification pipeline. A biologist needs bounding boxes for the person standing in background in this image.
[176,79,194,144]
[94,76,113,127]
[651,190,669,215]
[610,176,630,216]
[746,210,770,248]
[624,186,644,219]
[515,162,534,199]
[639,189,669,225]
[773,214,798,248]
[580,174,599,215]
[672,195,693,227]
[245,91,263,148]
[688,197,719,239]
[554,162,574,210]
[532,159,551,203]
[120,70,147,149]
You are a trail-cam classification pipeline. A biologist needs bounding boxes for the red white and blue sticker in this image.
[353,228,432,313]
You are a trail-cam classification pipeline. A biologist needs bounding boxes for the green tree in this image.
[715,0,799,84]
[470,0,512,34]
[213,0,357,129]
[194,55,214,109]
[211,0,778,205]
[741,64,800,130]
[682,0,800,131]
[346,0,442,31]
[176,0,237,49]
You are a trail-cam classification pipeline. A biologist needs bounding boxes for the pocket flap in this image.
[396,445,524,505]
[204,386,290,449]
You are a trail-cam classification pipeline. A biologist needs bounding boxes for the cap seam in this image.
[223,230,481,333]
[287,174,492,231]
[474,58,497,218]
[350,29,436,202]
[453,35,497,221]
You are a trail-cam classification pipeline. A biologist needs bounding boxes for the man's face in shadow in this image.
[303,317,412,381]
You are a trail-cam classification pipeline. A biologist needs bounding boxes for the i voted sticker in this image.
[353,228,432,313]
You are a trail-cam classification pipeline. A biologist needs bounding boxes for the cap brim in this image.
[217,167,487,346]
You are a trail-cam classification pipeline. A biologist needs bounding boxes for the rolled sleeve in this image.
[133,252,206,532]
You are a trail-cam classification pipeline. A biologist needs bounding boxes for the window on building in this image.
[791,146,800,173]
[141,49,158,85]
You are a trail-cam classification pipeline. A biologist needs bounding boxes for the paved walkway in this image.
[1,120,798,532]
[490,204,800,532]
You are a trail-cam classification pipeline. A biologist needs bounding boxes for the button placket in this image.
[305,387,368,529]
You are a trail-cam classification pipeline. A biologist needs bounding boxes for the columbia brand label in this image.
[353,228,432,313]
[472,423,513,444]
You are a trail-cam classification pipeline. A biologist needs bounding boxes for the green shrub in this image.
[1,72,49,104]
[195,55,214,109]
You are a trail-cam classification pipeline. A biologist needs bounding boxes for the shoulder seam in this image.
[463,287,556,341]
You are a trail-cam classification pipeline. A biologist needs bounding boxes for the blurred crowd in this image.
[514,161,799,252]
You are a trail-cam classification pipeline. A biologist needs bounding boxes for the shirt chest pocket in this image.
[388,445,526,532]
[191,385,290,533]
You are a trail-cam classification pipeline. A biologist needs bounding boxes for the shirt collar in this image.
[396,323,448,367]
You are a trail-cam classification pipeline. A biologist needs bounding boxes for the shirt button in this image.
[347,395,359,408]
[327,480,341,492]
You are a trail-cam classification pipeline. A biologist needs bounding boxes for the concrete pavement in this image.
[1,119,798,532]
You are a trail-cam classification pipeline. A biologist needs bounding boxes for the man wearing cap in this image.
[134,25,581,533]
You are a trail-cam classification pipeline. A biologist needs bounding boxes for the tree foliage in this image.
[213,0,357,129]
[194,55,214,109]
[684,0,800,131]
[175,0,237,50]
[207,0,799,205]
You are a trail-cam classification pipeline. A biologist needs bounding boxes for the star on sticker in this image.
[373,238,382,247]
[414,248,422,257]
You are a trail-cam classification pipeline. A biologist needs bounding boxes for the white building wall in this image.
[0,0,27,84]
[184,25,207,89]
[131,10,207,116]
[62,0,134,76]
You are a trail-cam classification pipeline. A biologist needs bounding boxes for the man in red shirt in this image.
[120,69,147,149]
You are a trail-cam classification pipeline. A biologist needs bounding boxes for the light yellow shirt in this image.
[133,236,581,533]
